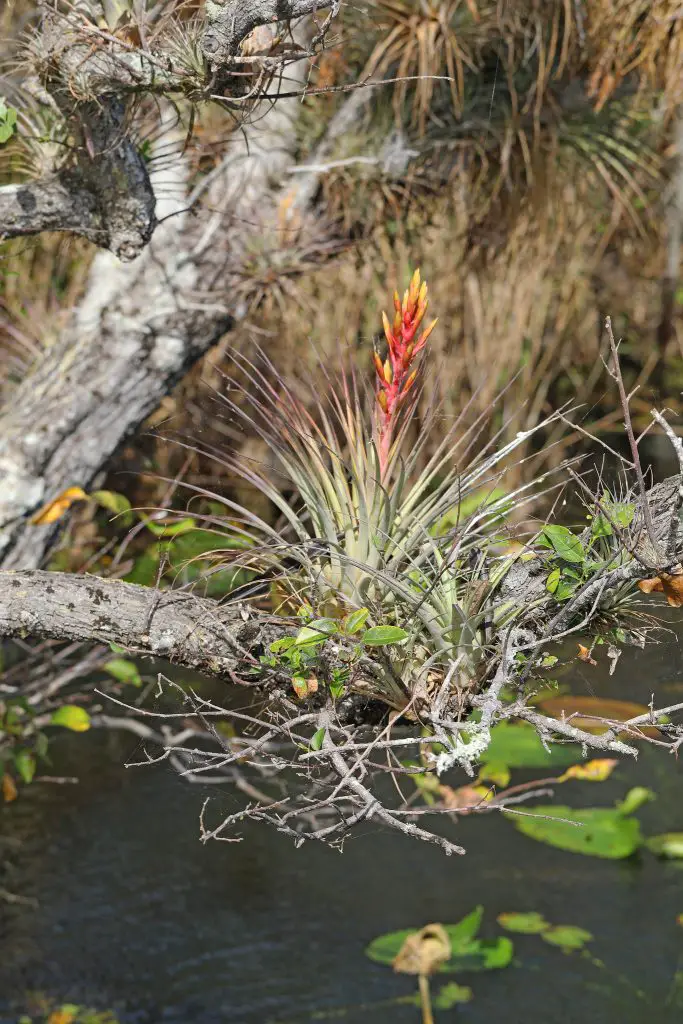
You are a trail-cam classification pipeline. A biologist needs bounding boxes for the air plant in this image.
[184,272,559,703]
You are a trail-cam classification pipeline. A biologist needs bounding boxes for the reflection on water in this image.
[2,632,683,1022]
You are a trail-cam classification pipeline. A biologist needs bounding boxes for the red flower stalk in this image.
[374,268,438,480]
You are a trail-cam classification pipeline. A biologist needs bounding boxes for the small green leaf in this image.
[295,618,338,647]
[539,525,585,563]
[50,705,91,732]
[144,517,197,537]
[330,681,345,699]
[342,607,370,634]
[0,98,17,144]
[14,750,36,784]
[497,911,548,934]
[90,489,133,526]
[103,658,142,688]
[542,925,592,951]
[270,636,296,654]
[361,625,410,646]
[546,567,561,594]
[646,833,683,858]
[310,727,326,751]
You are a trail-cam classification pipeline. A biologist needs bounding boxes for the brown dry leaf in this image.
[638,572,683,608]
[31,486,87,525]
[538,696,660,739]
[558,758,619,783]
[577,644,597,666]
[2,773,17,803]
[439,783,491,810]
[292,676,318,699]
[393,924,451,976]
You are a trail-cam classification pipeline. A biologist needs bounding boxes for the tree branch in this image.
[202,0,335,63]
[0,570,275,679]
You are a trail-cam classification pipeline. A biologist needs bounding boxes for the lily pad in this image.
[485,723,581,769]
[507,805,643,859]
[646,833,683,859]
[541,925,592,951]
[365,907,513,973]
[497,911,548,934]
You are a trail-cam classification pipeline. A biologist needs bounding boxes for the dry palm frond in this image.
[363,0,491,134]
[584,0,683,113]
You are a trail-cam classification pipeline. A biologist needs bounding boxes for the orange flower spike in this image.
[373,351,386,381]
[414,318,438,352]
[408,268,421,305]
[382,311,395,349]
[377,390,388,412]
[393,290,401,314]
[383,358,393,384]
[403,369,418,394]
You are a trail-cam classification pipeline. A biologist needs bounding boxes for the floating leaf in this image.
[361,625,410,646]
[542,925,592,952]
[539,525,585,563]
[537,696,658,738]
[559,759,618,783]
[645,833,683,858]
[507,804,643,859]
[31,487,87,525]
[433,982,473,1007]
[366,907,513,974]
[2,772,17,803]
[615,787,655,815]
[50,705,91,732]
[393,924,451,976]
[485,723,580,769]
[103,658,142,688]
[497,911,548,934]
[14,750,36,784]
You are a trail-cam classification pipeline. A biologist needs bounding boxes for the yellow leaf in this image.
[31,487,87,525]
[393,924,451,976]
[47,1010,77,1024]
[2,773,17,803]
[559,759,619,783]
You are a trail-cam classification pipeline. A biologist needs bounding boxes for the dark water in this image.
[3,630,683,1024]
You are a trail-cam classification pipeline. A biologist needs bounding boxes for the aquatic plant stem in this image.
[418,974,434,1024]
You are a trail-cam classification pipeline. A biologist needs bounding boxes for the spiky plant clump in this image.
[185,274,558,706]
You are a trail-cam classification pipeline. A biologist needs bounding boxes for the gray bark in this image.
[0,97,156,260]
[0,70,365,570]
[0,570,272,679]
[202,0,334,62]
